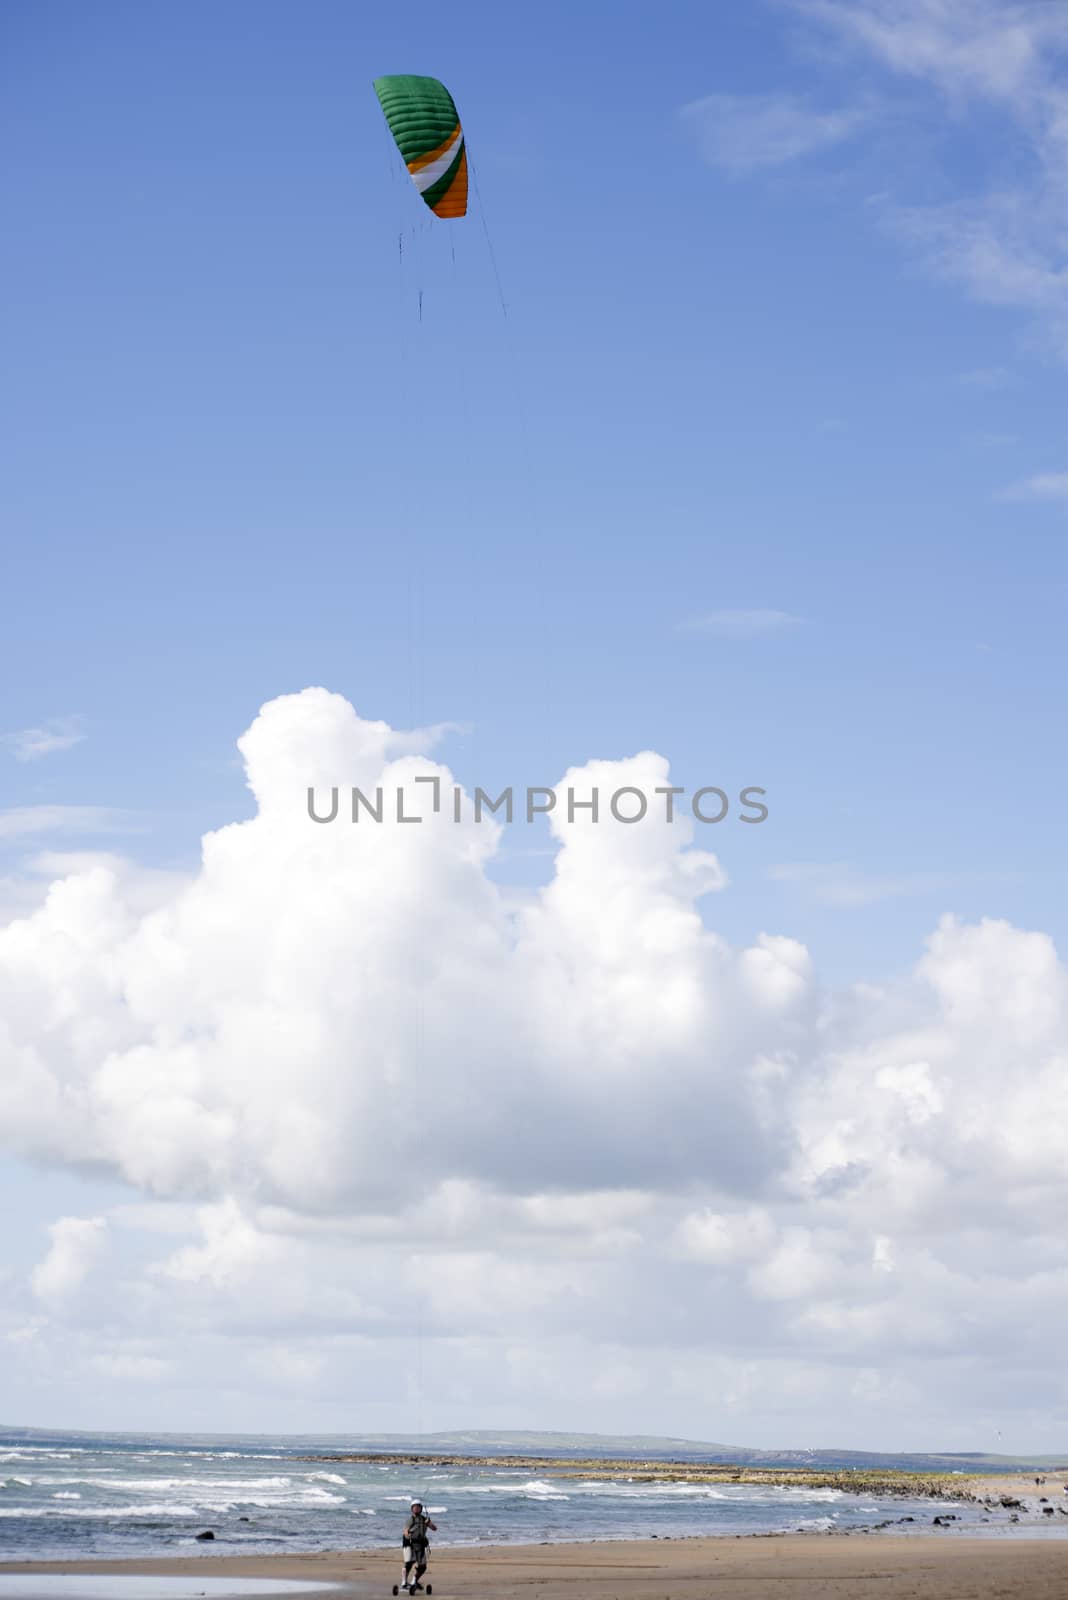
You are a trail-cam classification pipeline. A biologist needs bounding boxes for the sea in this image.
[0,1429,1018,1561]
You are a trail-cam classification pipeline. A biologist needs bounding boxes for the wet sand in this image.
[3,1532,1068,1600]
[967,1472,1068,1507]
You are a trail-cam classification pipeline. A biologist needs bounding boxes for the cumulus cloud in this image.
[1,689,1067,1442]
[0,691,797,1209]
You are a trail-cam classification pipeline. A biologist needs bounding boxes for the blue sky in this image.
[5,0,1067,980]
[3,1,1068,1441]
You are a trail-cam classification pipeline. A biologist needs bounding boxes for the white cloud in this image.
[792,0,1068,349]
[0,806,135,841]
[1002,471,1068,502]
[872,1234,895,1272]
[955,365,1015,390]
[154,1197,277,1288]
[386,719,471,756]
[681,609,803,637]
[674,1207,776,1265]
[795,1,1066,101]
[681,91,866,172]
[91,1351,172,1382]
[0,691,782,1208]
[3,716,86,763]
[768,861,1012,906]
[1,691,1067,1443]
[748,1227,837,1301]
[31,1217,107,1305]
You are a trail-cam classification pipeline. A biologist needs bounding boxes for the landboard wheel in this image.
[392,1587,398,1595]
[426,1585,433,1594]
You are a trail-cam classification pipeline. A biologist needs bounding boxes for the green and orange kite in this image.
[373,74,468,219]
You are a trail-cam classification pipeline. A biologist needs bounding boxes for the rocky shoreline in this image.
[293,1450,996,1500]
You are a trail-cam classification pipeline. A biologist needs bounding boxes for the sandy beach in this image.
[4,1523,1068,1600]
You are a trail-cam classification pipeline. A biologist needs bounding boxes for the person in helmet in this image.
[401,1500,436,1593]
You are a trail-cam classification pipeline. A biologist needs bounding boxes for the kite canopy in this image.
[374,74,468,219]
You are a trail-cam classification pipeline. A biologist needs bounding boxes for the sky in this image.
[2,0,1068,1449]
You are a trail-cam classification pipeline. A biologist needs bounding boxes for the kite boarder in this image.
[394,1500,436,1595]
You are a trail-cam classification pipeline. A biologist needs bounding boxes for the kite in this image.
[373,74,468,219]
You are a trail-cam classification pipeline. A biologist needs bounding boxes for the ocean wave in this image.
[308,1472,347,1485]
[29,1473,118,1486]
[194,1491,346,1511]
[1,1485,347,1516]
[98,1449,284,1463]
[575,1483,732,1500]
[431,1485,507,1496]
[0,1447,85,1456]
[780,1487,845,1502]
[522,1480,569,1500]
[90,1476,295,1492]
[0,1452,70,1462]
[570,1481,848,1504]
[0,1503,200,1519]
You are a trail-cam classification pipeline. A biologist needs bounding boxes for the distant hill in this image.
[332,1428,1068,1473]
[361,1430,727,1454]
[3,1423,1065,1474]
